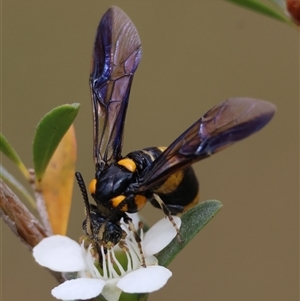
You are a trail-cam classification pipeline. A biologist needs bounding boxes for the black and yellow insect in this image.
[76,7,275,259]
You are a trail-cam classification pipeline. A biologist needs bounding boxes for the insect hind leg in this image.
[153,193,182,243]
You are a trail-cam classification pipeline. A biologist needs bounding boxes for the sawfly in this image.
[75,7,276,264]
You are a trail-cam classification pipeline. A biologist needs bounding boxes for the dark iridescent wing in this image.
[138,98,276,191]
[90,7,142,167]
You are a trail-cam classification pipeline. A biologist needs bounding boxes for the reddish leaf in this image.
[287,0,300,24]
[39,125,77,235]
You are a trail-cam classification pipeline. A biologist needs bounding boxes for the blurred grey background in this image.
[1,1,298,301]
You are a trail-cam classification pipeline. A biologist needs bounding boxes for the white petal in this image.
[101,279,122,301]
[117,266,172,293]
[145,255,158,266]
[143,216,181,256]
[51,278,105,300]
[33,235,85,272]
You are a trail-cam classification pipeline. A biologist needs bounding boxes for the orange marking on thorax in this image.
[118,158,136,172]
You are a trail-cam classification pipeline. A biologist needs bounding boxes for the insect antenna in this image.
[75,171,93,236]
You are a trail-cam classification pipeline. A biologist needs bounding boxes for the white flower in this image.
[33,216,181,301]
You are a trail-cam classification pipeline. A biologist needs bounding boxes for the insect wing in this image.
[90,7,142,167]
[138,98,276,191]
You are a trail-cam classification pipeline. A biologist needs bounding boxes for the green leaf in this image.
[157,200,223,267]
[33,103,80,181]
[225,0,292,23]
[0,133,29,179]
[0,164,35,208]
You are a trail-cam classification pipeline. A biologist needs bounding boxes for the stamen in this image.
[126,237,142,269]
[111,249,126,275]
[87,247,101,278]
[139,227,144,241]
[125,249,133,272]
[106,249,119,278]
[101,246,108,279]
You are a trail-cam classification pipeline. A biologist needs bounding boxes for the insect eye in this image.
[117,158,137,172]
[89,178,97,194]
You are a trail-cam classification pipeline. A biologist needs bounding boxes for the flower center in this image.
[85,226,145,281]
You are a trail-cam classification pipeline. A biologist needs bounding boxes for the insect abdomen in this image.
[127,147,199,215]
[153,166,199,215]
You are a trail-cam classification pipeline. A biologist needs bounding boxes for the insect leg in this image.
[123,215,146,268]
[153,193,182,242]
